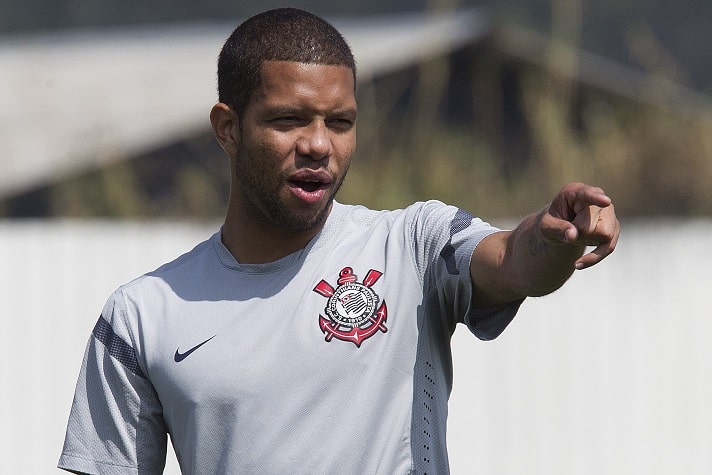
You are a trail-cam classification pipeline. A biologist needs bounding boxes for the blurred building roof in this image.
[2,7,711,201]
[0,9,489,199]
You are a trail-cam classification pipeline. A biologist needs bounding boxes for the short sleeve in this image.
[58,293,168,475]
[463,299,525,340]
[409,200,523,339]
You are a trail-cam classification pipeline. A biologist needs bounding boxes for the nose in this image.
[296,121,332,161]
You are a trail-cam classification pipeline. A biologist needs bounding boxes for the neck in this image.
[221,204,331,265]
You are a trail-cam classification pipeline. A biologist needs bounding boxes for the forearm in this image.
[504,210,585,297]
[471,210,585,308]
[472,183,618,308]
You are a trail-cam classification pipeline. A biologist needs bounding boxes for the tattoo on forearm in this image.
[528,236,551,257]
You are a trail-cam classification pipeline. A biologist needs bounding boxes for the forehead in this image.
[252,61,356,112]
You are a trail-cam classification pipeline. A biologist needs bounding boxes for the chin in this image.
[291,209,330,232]
[271,202,331,233]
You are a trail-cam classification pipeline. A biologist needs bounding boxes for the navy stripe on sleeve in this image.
[92,316,147,379]
[439,209,475,275]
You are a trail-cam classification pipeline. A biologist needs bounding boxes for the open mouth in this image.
[287,173,331,204]
[292,180,323,193]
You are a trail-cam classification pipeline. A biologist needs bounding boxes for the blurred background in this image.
[1,0,710,473]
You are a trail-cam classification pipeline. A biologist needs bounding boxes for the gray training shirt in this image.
[59,200,522,474]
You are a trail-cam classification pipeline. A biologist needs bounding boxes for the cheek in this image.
[338,134,357,160]
[239,131,283,166]
[254,133,294,164]
[345,147,355,163]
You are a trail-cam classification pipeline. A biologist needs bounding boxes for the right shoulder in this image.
[114,232,218,293]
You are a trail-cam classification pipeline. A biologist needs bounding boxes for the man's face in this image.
[232,61,357,232]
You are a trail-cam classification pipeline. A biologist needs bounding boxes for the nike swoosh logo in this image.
[174,335,216,362]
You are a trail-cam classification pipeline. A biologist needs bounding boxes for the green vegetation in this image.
[2,0,711,219]
[343,53,712,219]
[3,45,711,220]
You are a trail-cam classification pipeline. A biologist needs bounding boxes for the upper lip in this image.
[288,169,332,185]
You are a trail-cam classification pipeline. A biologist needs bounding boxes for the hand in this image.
[539,182,620,270]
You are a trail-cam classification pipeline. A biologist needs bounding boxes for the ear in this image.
[210,103,239,156]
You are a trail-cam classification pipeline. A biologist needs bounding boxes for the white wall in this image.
[1,219,709,474]
[0,221,212,475]
[448,219,712,474]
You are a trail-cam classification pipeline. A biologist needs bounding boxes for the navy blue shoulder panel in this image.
[439,209,475,275]
[92,316,147,379]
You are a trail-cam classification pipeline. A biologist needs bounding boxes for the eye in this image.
[273,116,300,124]
[327,117,355,132]
[269,116,304,129]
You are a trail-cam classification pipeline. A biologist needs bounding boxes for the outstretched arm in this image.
[470,182,620,308]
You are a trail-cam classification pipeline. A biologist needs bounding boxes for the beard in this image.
[232,141,349,233]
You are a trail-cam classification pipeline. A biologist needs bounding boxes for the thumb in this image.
[539,211,580,245]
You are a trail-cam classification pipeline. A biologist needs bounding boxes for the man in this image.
[59,8,619,475]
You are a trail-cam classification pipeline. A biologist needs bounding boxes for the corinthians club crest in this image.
[313,267,387,347]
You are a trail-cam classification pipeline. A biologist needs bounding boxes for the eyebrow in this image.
[263,106,357,118]
[331,108,358,120]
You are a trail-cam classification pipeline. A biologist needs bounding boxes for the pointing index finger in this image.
[577,184,610,204]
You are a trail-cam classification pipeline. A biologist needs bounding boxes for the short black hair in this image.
[217,8,356,114]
